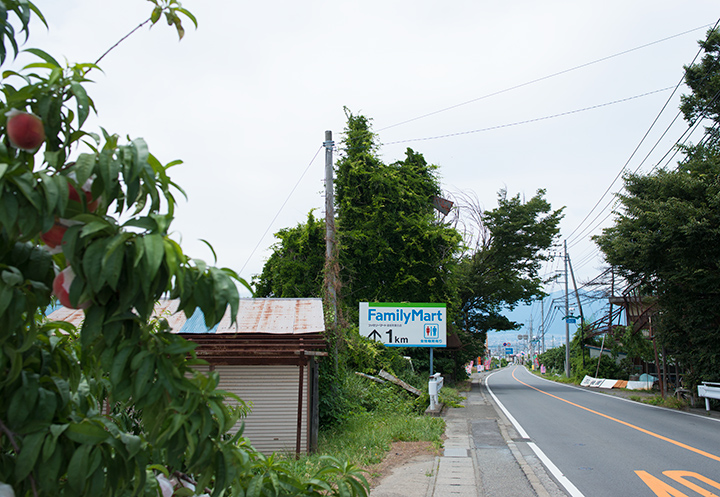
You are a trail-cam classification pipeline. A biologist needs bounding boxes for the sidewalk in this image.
[370,371,567,497]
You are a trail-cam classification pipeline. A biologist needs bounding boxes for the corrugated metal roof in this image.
[45,298,326,335]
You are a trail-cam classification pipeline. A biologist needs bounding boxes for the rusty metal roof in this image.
[46,298,326,335]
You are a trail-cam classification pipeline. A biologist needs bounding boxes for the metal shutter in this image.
[214,365,308,454]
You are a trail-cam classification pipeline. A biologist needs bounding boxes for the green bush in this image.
[537,345,566,372]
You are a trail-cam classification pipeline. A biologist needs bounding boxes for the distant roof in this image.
[46,298,326,335]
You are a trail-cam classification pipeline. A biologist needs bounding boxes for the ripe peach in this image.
[68,183,99,212]
[6,109,45,151]
[52,266,90,309]
[40,220,67,248]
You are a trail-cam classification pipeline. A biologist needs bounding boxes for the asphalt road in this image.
[486,366,720,497]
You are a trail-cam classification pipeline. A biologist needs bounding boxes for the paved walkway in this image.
[370,371,568,497]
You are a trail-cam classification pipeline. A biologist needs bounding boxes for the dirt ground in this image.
[364,440,441,488]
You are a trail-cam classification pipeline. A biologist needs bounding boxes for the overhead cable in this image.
[565,19,719,245]
[378,23,713,133]
[384,87,674,145]
[239,145,324,275]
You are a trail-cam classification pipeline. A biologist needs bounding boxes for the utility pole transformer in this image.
[324,131,337,326]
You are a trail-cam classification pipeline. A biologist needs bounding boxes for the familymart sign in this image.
[359,302,447,347]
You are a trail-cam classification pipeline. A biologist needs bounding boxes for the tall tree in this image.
[456,189,564,344]
[254,210,326,298]
[334,109,462,318]
[594,144,720,385]
[680,27,720,128]
[595,27,720,386]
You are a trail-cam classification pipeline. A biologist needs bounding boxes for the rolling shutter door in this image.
[214,364,308,454]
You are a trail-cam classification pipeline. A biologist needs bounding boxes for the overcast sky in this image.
[16,2,720,326]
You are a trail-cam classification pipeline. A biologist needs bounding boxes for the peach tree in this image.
[0,2,367,496]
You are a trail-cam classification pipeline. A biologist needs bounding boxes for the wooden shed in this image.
[47,298,328,455]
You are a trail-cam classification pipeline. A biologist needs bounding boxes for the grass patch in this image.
[634,394,689,410]
[439,386,467,408]
[283,411,444,480]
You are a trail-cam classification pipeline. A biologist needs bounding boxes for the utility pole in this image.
[564,240,570,378]
[567,251,584,367]
[529,317,534,359]
[324,131,337,327]
[541,298,545,353]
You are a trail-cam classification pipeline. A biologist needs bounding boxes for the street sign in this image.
[359,302,447,347]
[505,347,514,355]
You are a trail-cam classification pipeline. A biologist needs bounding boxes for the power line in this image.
[565,19,720,246]
[384,87,674,146]
[377,23,713,133]
[239,145,324,275]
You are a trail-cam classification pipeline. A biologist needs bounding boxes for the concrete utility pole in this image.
[324,131,337,326]
[541,298,545,353]
[564,240,570,378]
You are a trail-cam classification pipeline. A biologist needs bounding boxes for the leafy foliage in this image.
[680,27,720,127]
[594,144,720,386]
[0,5,367,497]
[334,109,462,319]
[595,28,720,388]
[254,210,325,298]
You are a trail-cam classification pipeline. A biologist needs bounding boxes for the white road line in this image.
[486,368,586,497]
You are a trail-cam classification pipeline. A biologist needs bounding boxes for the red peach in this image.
[68,181,99,212]
[40,221,67,248]
[52,266,90,309]
[6,110,45,151]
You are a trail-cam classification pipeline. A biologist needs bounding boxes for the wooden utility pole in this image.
[324,131,337,326]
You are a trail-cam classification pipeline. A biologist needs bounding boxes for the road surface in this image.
[486,366,720,496]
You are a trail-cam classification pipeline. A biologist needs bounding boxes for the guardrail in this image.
[697,382,720,411]
[428,373,444,411]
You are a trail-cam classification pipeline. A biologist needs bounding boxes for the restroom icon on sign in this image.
[425,324,439,339]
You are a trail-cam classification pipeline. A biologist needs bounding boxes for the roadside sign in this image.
[359,302,447,347]
[505,347,513,355]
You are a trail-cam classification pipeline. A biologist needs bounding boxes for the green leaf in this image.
[15,431,46,481]
[67,444,91,493]
[150,6,162,24]
[83,238,109,293]
[70,81,90,127]
[0,162,7,180]
[133,354,155,400]
[110,343,135,385]
[64,421,110,445]
[38,172,59,212]
[73,153,96,186]
[123,217,158,232]
[143,233,164,281]
[2,266,23,286]
[80,219,114,238]
[120,432,143,458]
[23,48,61,67]
[176,8,198,28]
[102,233,129,290]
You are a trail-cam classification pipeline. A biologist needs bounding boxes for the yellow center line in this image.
[510,367,720,464]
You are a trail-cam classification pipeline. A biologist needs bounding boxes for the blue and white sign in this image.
[359,302,447,347]
[505,347,514,355]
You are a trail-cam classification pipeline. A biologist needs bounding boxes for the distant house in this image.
[47,298,327,455]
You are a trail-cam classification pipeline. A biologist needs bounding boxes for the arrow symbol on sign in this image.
[368,329,381,341]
